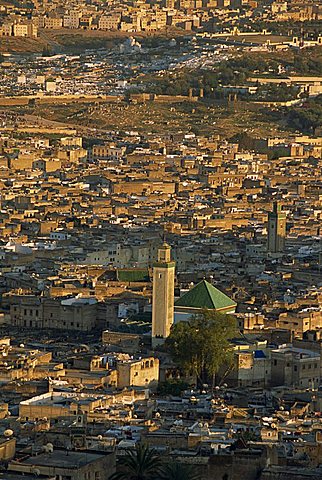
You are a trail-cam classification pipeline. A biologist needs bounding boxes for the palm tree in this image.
[109,443,162,480]
[158,461,200,480]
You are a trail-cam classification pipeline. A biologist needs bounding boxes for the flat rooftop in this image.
[20,392,107,406]
[1,474,55,480]
[21,450,110,468]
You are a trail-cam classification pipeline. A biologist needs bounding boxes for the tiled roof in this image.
[175,280,237,310]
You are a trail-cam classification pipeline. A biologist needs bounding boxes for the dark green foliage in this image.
[165,309,237,386]
[42,45,53,57]
[109,444,162,480]
[157,379,189,396]
[287,95,322,132]
[256,83,300,102]
[230,132,254,151]
[109,445,200,480]
[144,48,322,99]
[293,54,322,75]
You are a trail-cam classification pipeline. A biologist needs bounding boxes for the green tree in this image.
[157,379,189,396]
[158,461,200,480]
[287,95,322,133]
[230,132,254,151]
[42,45,53,57]
[109,444,162,480]
[165,309,236,388]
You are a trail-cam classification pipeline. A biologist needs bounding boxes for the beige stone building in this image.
[117,357,159,389]
[271,345,320,388]
[98,15,121,30]
[9,295,97,331]
[277,310,322,336]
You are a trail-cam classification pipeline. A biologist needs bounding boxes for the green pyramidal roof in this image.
[175,280,237,311]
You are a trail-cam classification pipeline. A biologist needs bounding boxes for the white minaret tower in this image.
[152,243,175,348]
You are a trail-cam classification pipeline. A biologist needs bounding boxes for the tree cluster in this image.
[157,378,189,396]
[165,309,237,387]
[144,48,322,99]
[109,444,199,480]
[287,95,322,133]
[256,83,300,102]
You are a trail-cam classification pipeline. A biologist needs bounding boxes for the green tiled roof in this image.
[117,269,150,283]
[175,280,236,310]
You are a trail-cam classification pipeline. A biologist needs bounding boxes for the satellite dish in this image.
[4,429,13,437]
[44,442,54,453]
[20,344,25,348]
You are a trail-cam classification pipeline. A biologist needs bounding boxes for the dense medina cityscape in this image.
[0,0,320,479]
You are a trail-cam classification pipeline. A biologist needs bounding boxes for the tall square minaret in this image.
[152,243,175,347]
[267,201,286,255]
